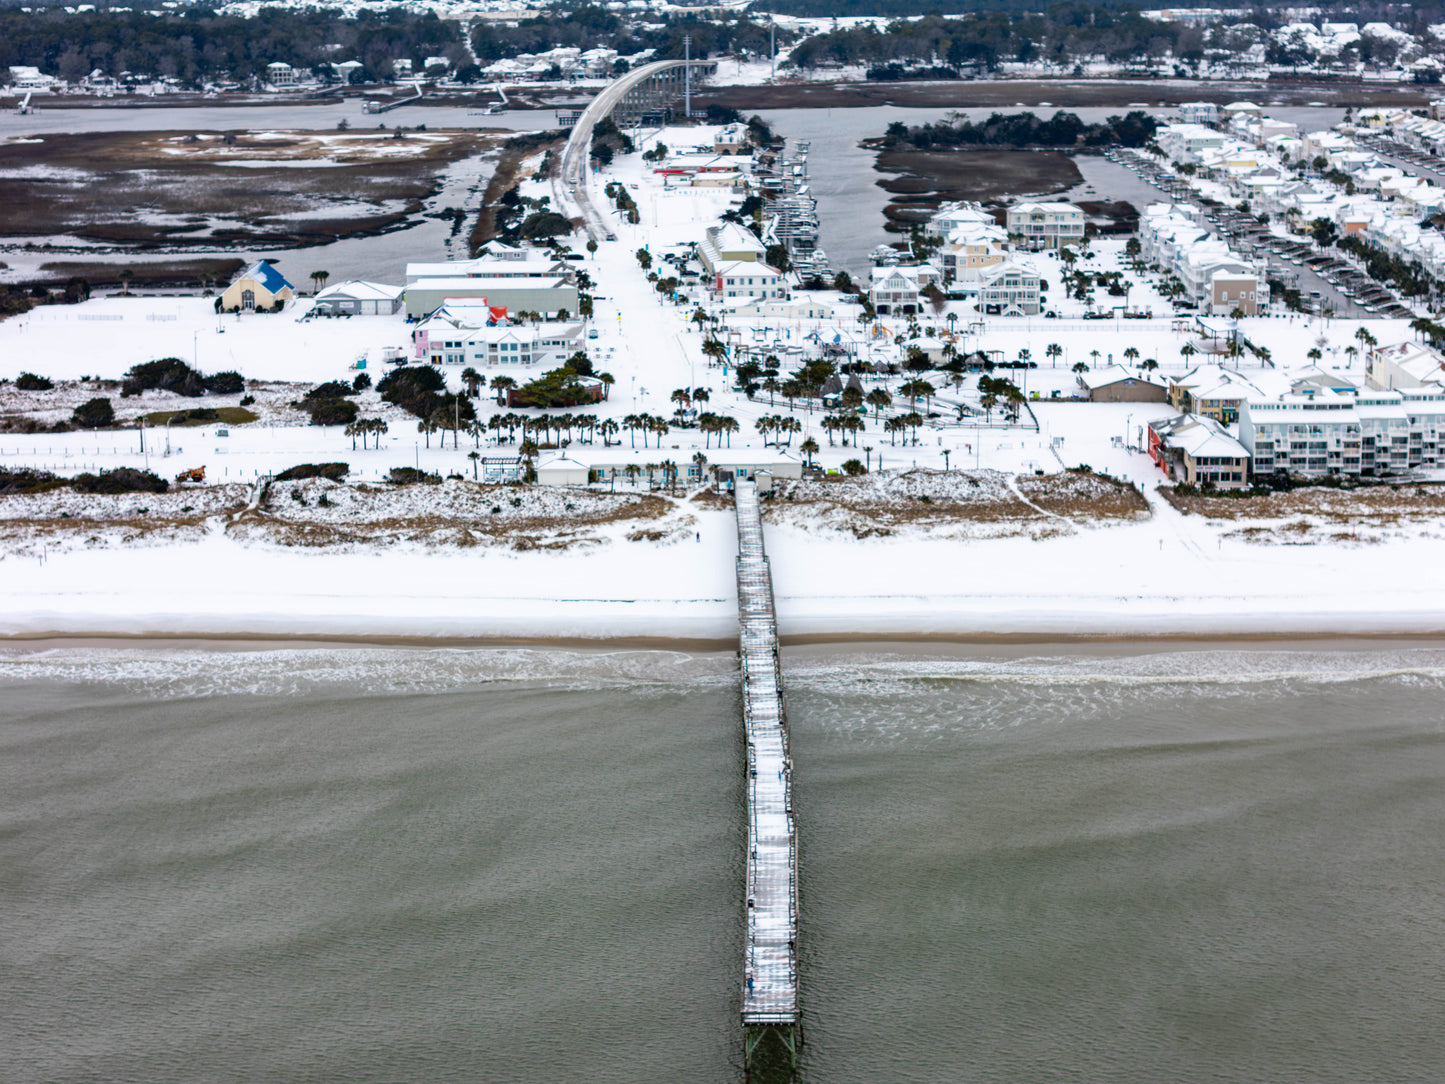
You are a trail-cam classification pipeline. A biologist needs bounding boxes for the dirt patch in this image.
[765,468,1139,539]
[0,476,677,555]
[32,258,245,291]
[1160,483,1445,546]
[1017,471,1147,518]
[0,128,493,251]
[231,476,672,550]
[1160,483,1445,521]
[874,149,1081,230]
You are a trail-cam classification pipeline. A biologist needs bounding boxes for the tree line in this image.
[783,8,1206,72]
[0,7,462,84]
[881,109,1157,150]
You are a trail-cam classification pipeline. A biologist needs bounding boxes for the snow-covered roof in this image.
[1080,365,1165,391]
[315,279,403,302]
[1151,413,1250,459]
[229,260,292,294]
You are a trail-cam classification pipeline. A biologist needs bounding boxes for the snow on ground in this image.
[2,126,1442,640]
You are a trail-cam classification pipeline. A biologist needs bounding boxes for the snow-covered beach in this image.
[5,114,1445,645]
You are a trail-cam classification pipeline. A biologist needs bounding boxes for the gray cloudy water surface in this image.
[6,643,1445,1083]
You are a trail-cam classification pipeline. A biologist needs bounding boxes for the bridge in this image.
[733,479,800,1079]
[555,58,716,242]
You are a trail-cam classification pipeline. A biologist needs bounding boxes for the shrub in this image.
[240,395,255,406]
[203,370,245,395]
[388,466,441,484]
[0,468,59,495]
[72,397,115,429]
[16,372,53,391]
[123,358,206,398]
[73,468,168,494]
[304,380,356,401]
[274,462,349,482]
[352,373,372,391]
[842,459,867,476]
[305,398,359,426]
[377,365,447,417]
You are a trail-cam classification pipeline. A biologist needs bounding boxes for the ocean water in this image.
[5,643,1445,1083]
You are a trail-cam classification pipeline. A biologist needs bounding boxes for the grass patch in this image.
[144,406,259,426]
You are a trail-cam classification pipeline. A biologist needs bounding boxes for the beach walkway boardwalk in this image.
[733,479,800,1079]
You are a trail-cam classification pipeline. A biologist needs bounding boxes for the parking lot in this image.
[1109,147,1413,320]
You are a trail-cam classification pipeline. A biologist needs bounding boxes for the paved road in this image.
[554,59,709,242]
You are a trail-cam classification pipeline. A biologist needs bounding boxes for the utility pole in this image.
[771,18,776,81]
[683,34,691,119]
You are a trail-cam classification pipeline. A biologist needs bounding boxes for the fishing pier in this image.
[733,479,800,1079]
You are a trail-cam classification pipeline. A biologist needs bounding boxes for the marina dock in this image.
[733,479,800,1077]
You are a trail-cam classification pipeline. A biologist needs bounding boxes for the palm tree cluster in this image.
[977,375,1025,422]
[343,417,389,450]
[754,415,803,446]
[697,412,741,448]
[882,413,925,445]
[821,412,864,446]
[621,413,673,448]
[480,412,601,447]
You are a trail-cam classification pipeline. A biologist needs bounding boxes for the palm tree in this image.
[467,418,485,447]
[461,367,483,398]
[866,388,892,415]
[418,417,439,448]
[777,416,801,447]
[1072,361,1089,374]
[597,372,614,400]
[345,420,361,450]
[884,416,905,445]
[625,463,642,487]
[1046,342,1063,367]
[624,413,642,448]
[369,418,388,449]
[600,418,619,446]
[692,388,710,406]
[800,437,819,467]
[490,375,517,404]
[1123,346,1140,365]
[821,414,839,446]
[717,415,739,447]
[468,450,481,479]
[310,270,330,295]
[670,388,691,412]
[756,416,776,446]
[692,450,707,486]
[119,268,134,296]
[649,417,670,446]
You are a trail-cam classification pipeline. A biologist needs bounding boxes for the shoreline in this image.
[4,627,1445,654]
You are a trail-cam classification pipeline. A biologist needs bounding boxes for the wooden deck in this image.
[734,480,799,1029]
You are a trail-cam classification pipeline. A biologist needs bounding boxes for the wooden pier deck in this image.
[733,480,799,1072]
